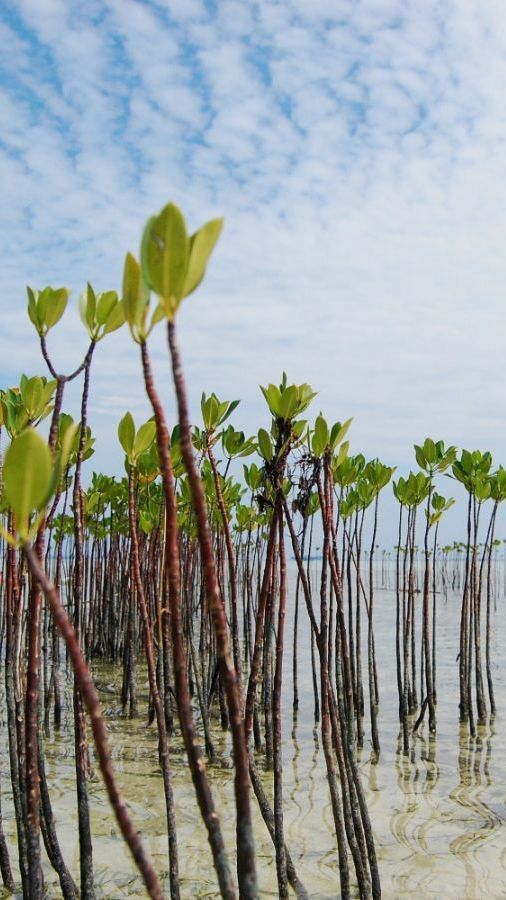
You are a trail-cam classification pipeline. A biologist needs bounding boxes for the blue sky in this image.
[1,0,506,536]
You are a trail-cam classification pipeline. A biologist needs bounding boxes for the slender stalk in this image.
[167,321,257,899]
[140,339,237,899]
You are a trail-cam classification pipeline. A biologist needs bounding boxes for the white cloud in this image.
[1,0,506,538]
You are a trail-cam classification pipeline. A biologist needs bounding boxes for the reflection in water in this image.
[2,576,506,897]
[448,725,504,898]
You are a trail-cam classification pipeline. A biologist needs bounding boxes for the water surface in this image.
[1,565,506,898]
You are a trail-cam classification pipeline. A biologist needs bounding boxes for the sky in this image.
[1,0,506,539]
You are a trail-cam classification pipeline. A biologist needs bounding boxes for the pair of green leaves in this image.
[118,412,157,467]
[414,438,456,475]
[260,377,316,423]
[78,284,125,341]
[201,393,239,433]
[490,468,506,503]
[27,286,70,337]
[311,415,352,458]
[452,449,493,492]
[122,203,223,341]
[243,462,263,491]
[428,492,455,526]
[393,471,430,507]
[333,454,365,488]
[222,425,256,459]
[141,203,223,320]
[0,377,56,438]
[57,414,95,472]
[364,459,396,492]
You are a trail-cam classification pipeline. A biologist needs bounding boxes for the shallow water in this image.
[2,564,506,898]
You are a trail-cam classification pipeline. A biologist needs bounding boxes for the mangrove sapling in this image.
[119,411,180,898]
[405,473,429,720]
[340,499,358,724]
[323,470,381,898]
[317,475,351,899]
[413,439,456,734]
[252,378,324,892]
[144,200,259,896]
[290,417,379,897]
[423,493,455,719]
[431,526,438,704]
[122,247,238,900]
[68,285,125,897]
[363,462,395,755]
[453,450,493,732]
[354,502,366,733]
[29,285,124,897]
[250,395,314,761]
[323,473,364,896]
[272,513,288,897]
[393,481,408,752]
[473,478,492,726]
[408,498,418,716]
[290,493,319,714]
[34,288,102,734]
[245,503,279,742]
[201,396,255,679]
[262,557,275,768]
[484,470,506,714]
[336,495,359,731]
[333,453,367,745]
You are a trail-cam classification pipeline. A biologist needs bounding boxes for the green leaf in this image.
[78,291,90,333]
[118,412,135,456]
[123,253,145,332]
[3,429,52,535]
[52,422,79,493]
[182,218,224,298]
[102,299,125,336]
[148,302,166,334]
[141,203,189,314]
[295,383,317,414]
[279,384,298,420]
[85,284,96,330]
[330,417,352,449]
[44,288,69,330]
[334,440,349,469]
[257,428,273,462]
[414,444,426,469]
[133,421,156,458]
[122,255,150,342]
[96,291,118,326]
[423,438,436,465]
[21,377,43,418]
[219,399,240,426]
[312,414,329,456]
[260,384,282,417]
[27,287,40,331]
